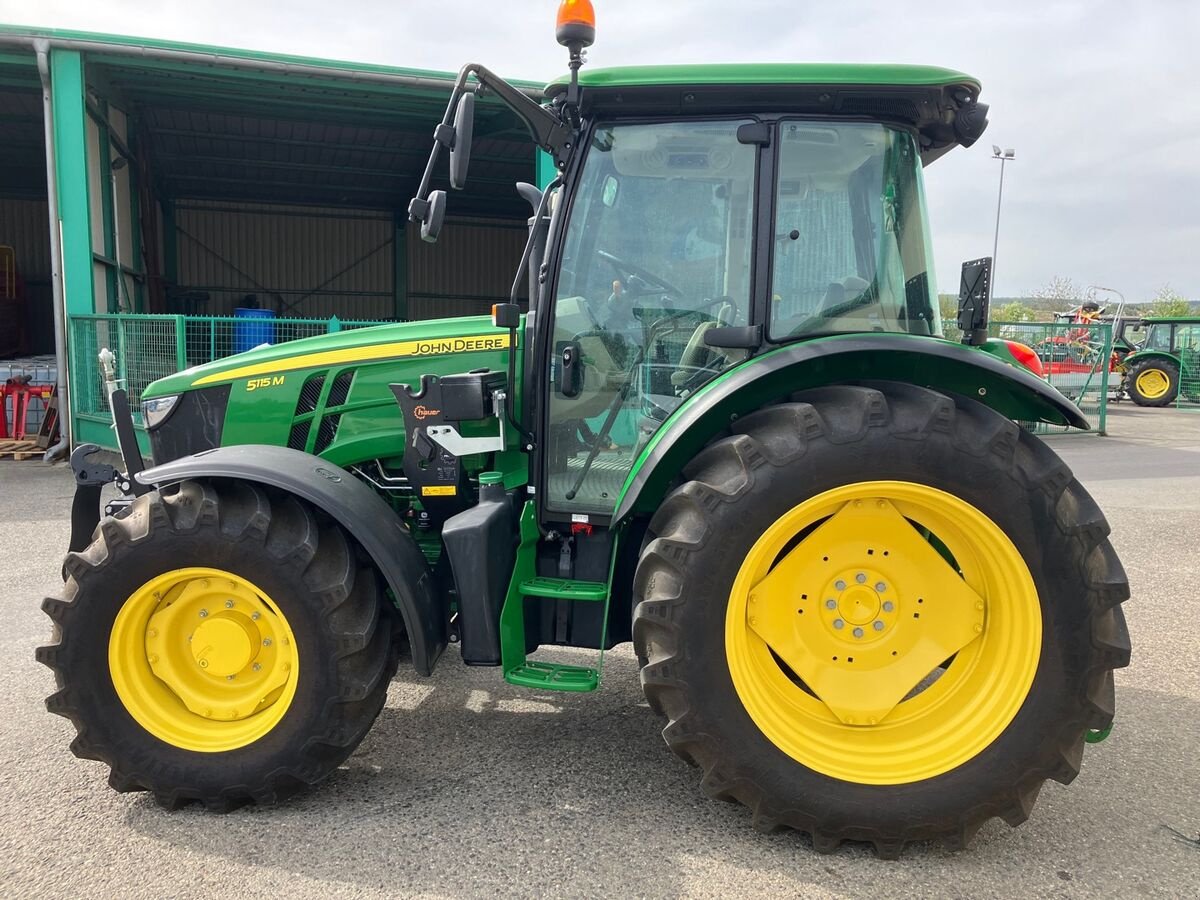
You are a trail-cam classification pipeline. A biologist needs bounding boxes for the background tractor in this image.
[40,1,1130,857]
[1118,316,1200,406]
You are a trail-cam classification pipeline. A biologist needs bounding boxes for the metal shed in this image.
[0,25,547,454]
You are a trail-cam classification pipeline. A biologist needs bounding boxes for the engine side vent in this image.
[314,414,341,454]
[287,421,311,451]
[295,374,326,415]
[327,371,354,407]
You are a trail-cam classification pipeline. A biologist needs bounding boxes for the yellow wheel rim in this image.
[1135,367,1170,399]
[109,567,299,753]
[725,481,1041,785]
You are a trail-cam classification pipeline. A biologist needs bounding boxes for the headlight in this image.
[141,394,180,429]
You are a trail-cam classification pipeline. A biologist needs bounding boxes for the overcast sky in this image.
[4,0,1197,301]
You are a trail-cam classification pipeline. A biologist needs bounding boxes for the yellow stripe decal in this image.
[192,333,513,387]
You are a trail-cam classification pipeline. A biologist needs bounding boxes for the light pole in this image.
[991,145,1015,298]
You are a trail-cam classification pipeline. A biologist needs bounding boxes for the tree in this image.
[1031,276,1081,302]
[1145,284,1192,318]
[995,301,1038,323]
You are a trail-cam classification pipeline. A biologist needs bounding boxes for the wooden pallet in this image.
[0,439,40,460]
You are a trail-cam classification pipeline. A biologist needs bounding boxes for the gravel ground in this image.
[1,404,1197,899]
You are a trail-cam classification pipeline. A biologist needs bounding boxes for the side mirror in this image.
[956,256,992,345]
[421,190,447,243]
[449,92,475,191]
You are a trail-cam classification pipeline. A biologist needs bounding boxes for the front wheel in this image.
[632,384,1130,856]
[38,479,396,809]
[1126,357,1179,406]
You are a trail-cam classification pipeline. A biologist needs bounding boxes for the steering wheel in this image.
[597,249,685,298]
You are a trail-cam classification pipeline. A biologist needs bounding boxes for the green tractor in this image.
[41,2,1130,857]
[1119,316,1200,406]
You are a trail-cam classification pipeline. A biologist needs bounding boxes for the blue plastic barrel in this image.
[233,307,275,354]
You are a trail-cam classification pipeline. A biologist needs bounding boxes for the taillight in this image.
[1004,340,1045,377]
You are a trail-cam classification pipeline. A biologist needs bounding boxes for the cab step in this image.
[504,661,599,692]
[518,577,607,602]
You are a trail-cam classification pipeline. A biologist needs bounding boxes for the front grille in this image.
[314,414,341,454]
[148,384,230,464]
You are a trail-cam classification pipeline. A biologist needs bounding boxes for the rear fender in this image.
[612,334,1087,522]
[136,444,446,675]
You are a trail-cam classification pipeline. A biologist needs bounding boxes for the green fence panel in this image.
[1177,348,1200,411]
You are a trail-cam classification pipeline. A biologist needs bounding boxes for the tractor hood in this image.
[143,315,512,399]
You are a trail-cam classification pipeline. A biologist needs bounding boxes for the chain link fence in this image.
[69,313,395,426]
[1177,347,1200,411]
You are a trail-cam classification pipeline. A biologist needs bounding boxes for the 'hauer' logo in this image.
[414,405,440,420]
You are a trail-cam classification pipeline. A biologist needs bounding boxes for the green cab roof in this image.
[551,63,979,92]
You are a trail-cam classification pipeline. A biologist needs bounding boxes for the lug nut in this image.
[252,663,262,672]
[251,612,261,621]
[262,638,272,647]
[883,601,895,612]
[146,629,157,639]
[853,627,864,638]
[225,600,234,609]
[875,582,886,592]
[856,573,867,583]
[148,654,159,664]
[227,674,236,681]
[873,620,885,631]
[833,619,845,630]
[198,609,208,618]
[825,599,837,609]
[835,580,846,591]
[198,659,209,669]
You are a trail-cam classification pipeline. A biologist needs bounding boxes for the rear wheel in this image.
[38,479,396,809]
[632,384,1130,856]
[1126,357,1179,406]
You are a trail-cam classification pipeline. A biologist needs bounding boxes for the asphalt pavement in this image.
[1,404,1197,899]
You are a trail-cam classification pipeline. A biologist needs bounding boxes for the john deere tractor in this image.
[1119,316,1200,406]
[40,1,1130,857]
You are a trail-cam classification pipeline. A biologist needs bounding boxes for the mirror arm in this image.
[409,63,574,225]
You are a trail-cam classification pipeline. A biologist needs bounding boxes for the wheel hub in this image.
[190,616,257,677]
[824,568,894,639]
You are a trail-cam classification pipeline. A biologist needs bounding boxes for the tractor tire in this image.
[1126,358,1179,406]
[38,479,396,810]
[632,383,1130,857]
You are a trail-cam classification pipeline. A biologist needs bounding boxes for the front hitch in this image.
[66,349,150,556]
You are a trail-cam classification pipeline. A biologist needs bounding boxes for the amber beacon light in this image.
[556,0,596,50]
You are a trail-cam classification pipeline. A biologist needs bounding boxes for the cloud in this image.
[3,0,1195,298]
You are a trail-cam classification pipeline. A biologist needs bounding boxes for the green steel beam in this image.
[393,214,407,320]
[97,99,119,313]
[50,48,94,317]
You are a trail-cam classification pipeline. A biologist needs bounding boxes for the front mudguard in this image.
[135,445,447,676]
